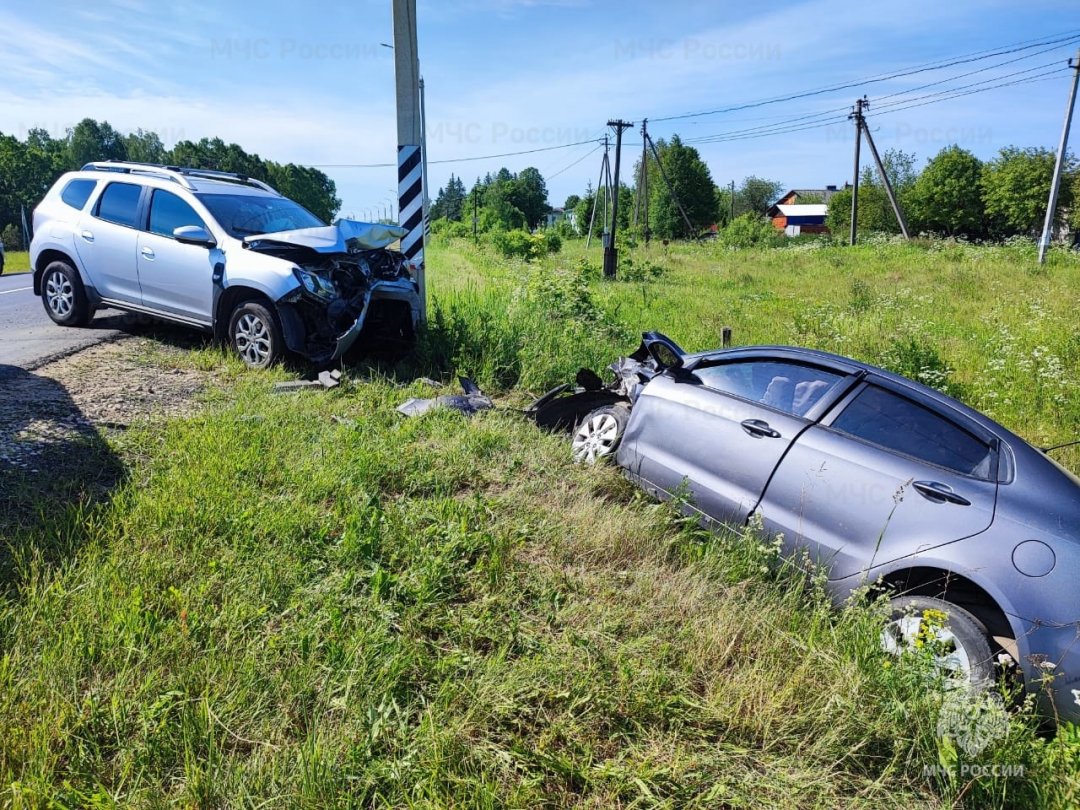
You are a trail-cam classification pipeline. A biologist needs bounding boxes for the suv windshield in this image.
[196,193,325,238]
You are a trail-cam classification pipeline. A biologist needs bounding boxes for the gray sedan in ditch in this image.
[567,333,1080,722]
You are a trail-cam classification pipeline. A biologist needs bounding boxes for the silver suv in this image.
[30,162,421,367]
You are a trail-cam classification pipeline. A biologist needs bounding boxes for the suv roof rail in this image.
[79,161,280,195]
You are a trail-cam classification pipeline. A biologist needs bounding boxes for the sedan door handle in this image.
[79,230,94,242]
[141,247,155,259]
[913,480,971,506]
[741,418,781,439]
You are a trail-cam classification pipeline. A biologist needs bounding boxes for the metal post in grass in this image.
[1038,50,1080,265]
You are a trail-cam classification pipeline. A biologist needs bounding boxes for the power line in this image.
[546,143,603,180]
[647,30,1080,124]
[314,137,603,169]
[680,67,1070,146]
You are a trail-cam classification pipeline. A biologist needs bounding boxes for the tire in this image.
[228,301,283,369]
[881,595,995,690]
[40,260,91,326]
[571,403,630,464]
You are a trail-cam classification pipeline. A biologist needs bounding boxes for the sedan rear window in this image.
[60,179,97,211]
[831,385,993,478]
[95,182,142,227]
[196,193,324,238]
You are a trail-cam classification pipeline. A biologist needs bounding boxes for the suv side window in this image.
[148,190,206,237]
[60,179,97,211]
[693,359,843,417]
[94,182,142,227]
[831,384,993,478]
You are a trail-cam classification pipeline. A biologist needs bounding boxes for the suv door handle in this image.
[913,480,971,506]
[79,230,94,242]
[141,246,155,260]
[741,419,781,439]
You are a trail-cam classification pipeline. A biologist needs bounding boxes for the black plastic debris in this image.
[397,377,494,417]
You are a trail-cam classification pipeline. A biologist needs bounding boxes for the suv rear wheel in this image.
[228,301,283,369]
[41,260,92,326]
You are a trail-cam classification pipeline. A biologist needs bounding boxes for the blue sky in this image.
[1,0,1078,218]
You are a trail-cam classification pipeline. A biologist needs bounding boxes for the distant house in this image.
[768,204,829,236]
[543,207,577,230]
[774,185,843,207]
[766,185,844,236]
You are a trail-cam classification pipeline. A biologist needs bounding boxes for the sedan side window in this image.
[149,190,206,238]
[94,182,142,228]
[693,360,843,417]
[831,385,993,478]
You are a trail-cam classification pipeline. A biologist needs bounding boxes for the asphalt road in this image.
[0,272,132,368]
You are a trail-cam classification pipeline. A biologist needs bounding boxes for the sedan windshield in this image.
[197,193,325,238]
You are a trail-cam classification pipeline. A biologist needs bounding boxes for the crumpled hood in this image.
[244,219,408,253]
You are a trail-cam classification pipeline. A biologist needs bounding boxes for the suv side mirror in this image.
[173,225,216,247]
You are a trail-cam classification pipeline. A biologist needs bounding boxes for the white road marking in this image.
[0,286,32,295]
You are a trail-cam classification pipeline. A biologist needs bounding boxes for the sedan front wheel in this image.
[572,403,630,464]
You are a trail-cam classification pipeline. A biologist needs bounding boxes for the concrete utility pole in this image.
[729,179,735,223]
[849,97,865,246]
[1039,50,1080,265]
[392,0,426,321]
[604,119,633,278]
[861,120,910,239]
[419,75,431,238]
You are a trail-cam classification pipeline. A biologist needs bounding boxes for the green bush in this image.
[720,213,786,249]
[488,229,561,262]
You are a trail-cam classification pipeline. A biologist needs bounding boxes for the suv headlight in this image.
[292,267,336,300]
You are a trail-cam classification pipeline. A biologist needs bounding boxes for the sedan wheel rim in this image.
[45,272,74,317]
[572,413,620,464]
[881,614,973,682]
[235,313,271,366]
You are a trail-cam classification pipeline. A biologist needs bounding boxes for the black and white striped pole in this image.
[392,0,427,322]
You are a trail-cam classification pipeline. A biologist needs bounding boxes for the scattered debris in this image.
[397,377,494,417]
[272,369,342,393]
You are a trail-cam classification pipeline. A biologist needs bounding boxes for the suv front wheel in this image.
[41,260,92,326]
[228,301,283,369]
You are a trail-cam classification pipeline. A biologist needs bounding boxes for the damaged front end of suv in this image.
[244,221,421,364]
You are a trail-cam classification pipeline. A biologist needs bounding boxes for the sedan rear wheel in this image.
[881,595,994,690]
[572,404,630,464]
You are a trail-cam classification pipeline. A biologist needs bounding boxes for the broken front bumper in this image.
[330,279,421,360]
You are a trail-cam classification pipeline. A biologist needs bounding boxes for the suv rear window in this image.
[95,182,143,227]
[60,179,97,211]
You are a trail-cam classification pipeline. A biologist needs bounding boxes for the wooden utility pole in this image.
[1038,50,1080,265]
[392,0,426,321]
[586,137,611,250]
[604,119,633,278]
[849,97,864,246]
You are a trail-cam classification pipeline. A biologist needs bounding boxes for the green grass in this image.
[2,237,1080,807]
[2,251,30,275]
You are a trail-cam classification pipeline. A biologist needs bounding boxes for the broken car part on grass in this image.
[397,377,494,417]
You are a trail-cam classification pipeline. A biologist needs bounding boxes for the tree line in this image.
[0,118,342,249]
[429,136,1079,244]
